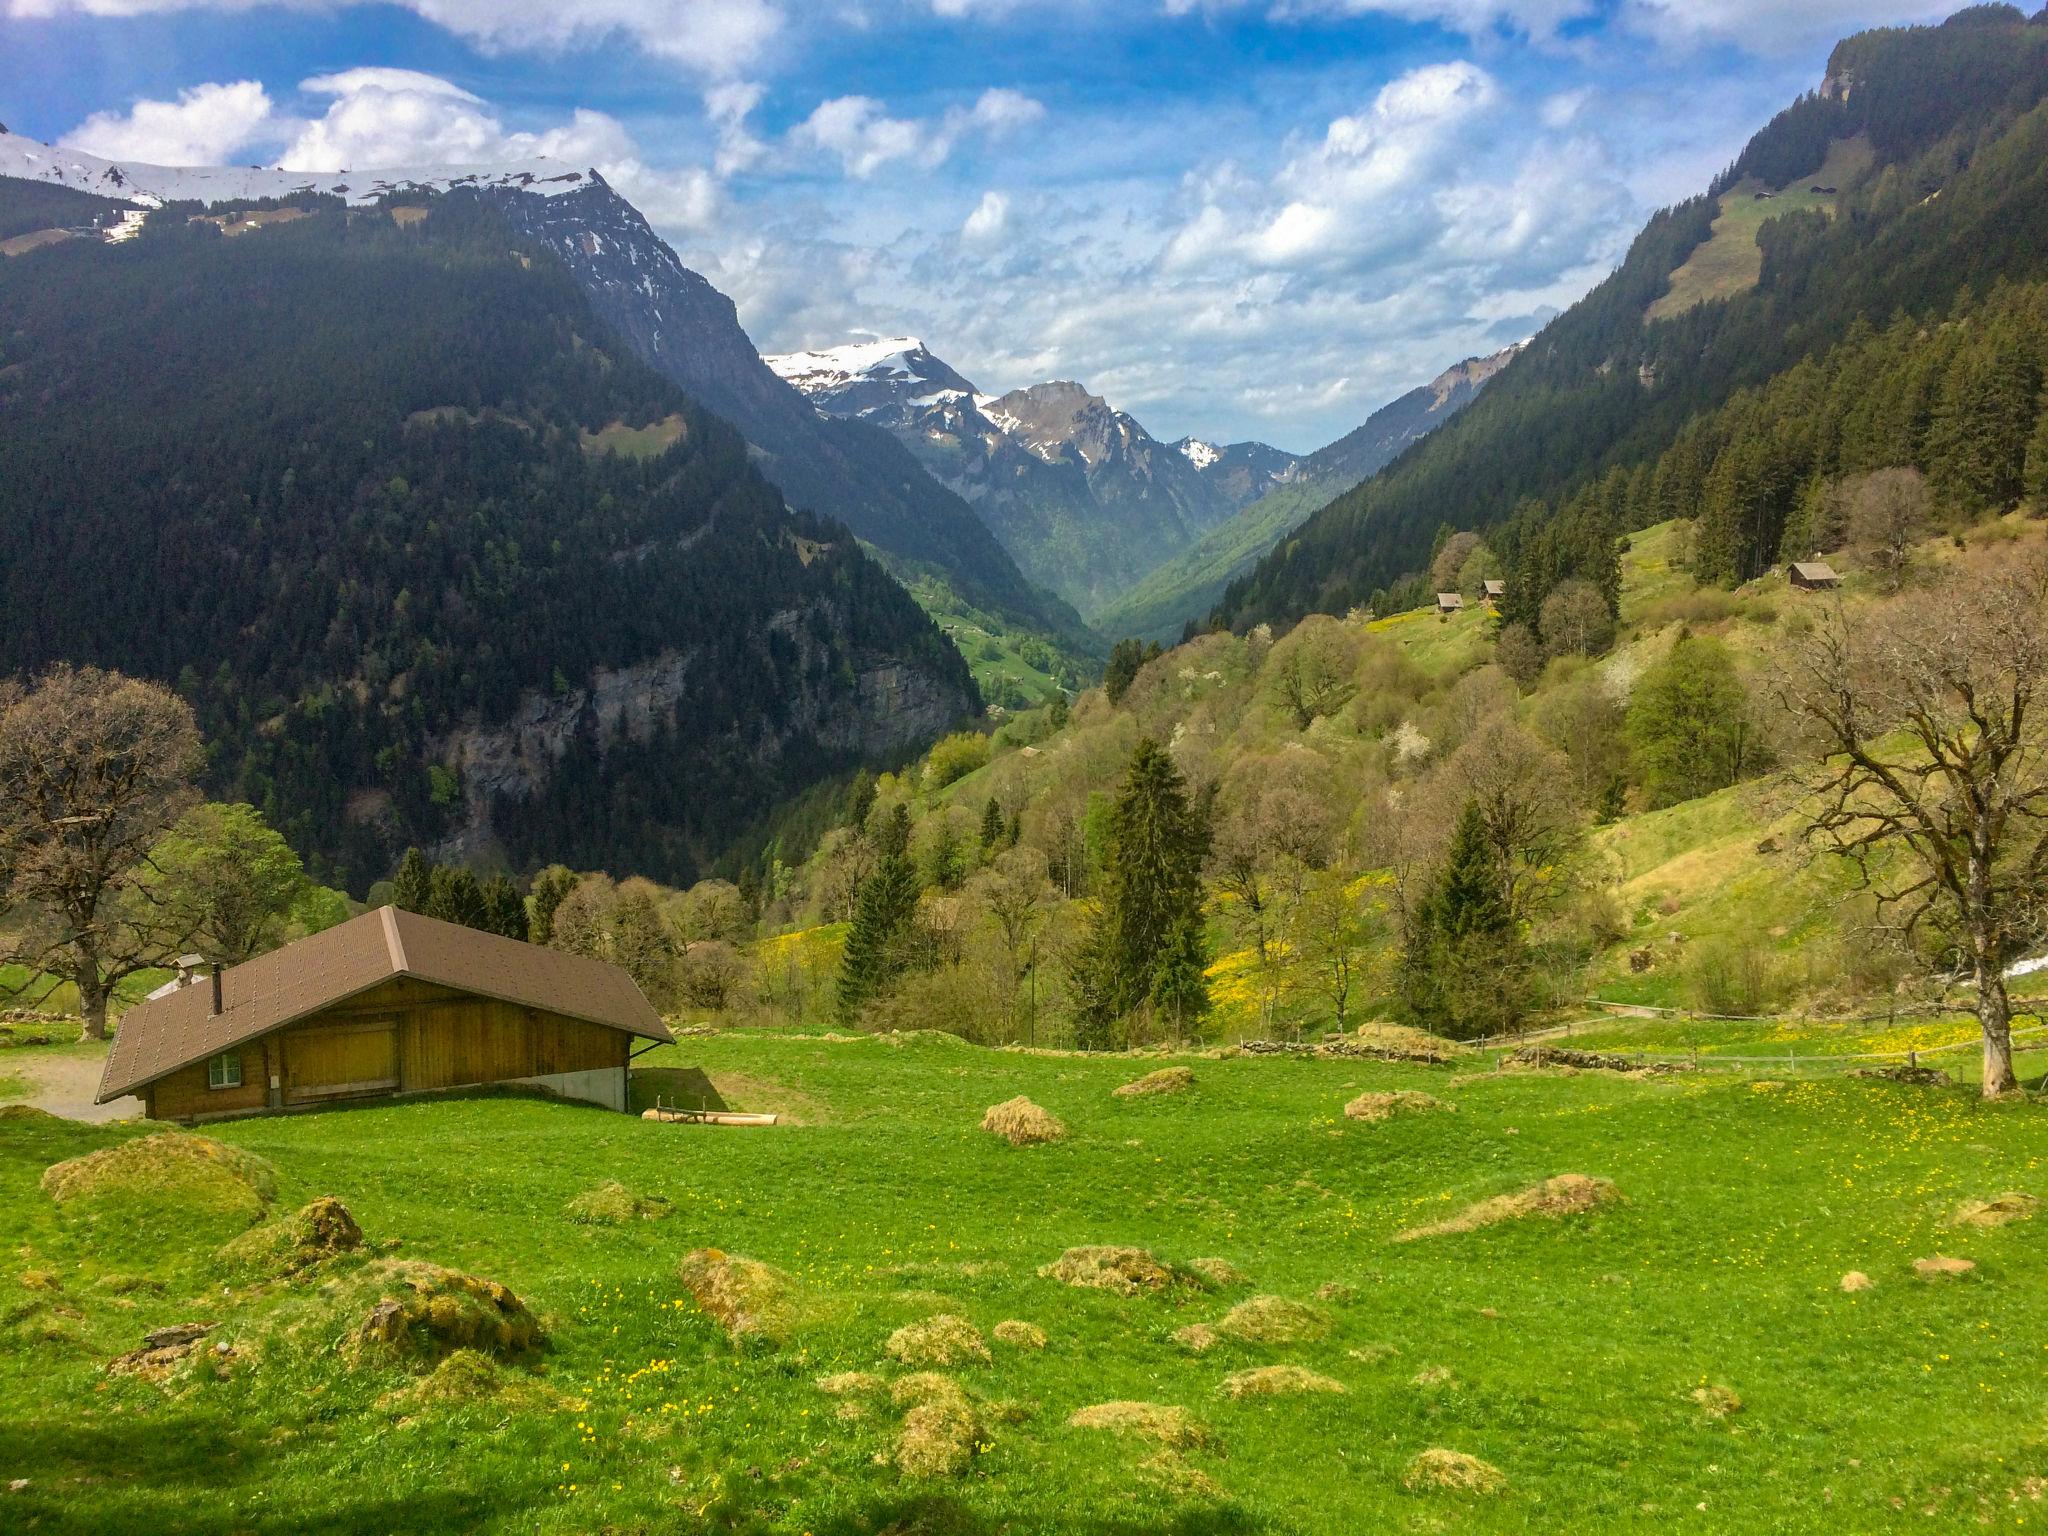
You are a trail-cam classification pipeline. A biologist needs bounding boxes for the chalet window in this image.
[207,1052,243,1090]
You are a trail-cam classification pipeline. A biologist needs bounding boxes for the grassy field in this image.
[6,1030,2048,1533]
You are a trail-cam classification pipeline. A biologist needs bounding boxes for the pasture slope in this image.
[4,1028,2048,1532]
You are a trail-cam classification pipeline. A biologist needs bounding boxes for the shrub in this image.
[1686,941,1786,1017]
[923,732,992,791]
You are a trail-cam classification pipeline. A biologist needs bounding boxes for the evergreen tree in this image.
[427,865,487,930]
[2026,394,2048,503]
[529,864,578,945]
[837,805,918,1025]
[1400,800,1527,1038]
[481,873,529,942]
[1102,639,1161,706]
[392,847,432,914]
[979,796,1005,854]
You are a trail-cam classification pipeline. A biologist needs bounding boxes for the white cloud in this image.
[706,79,768,175]
[1170,0,1597,41]
[59,80,278,165]
[6,0,782,77]
[791,86,1045,178]
[1623,0,1956,52]
[961,189,1009,241]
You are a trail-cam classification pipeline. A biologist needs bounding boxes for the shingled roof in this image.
[98,906,671,1103]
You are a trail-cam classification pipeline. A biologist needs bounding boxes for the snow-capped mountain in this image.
[767,338,1298,618]
[0,126,1083,650]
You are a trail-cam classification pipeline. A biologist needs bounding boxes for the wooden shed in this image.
[1482,579,1506,603]
[1788,560,1841,591]
[1436,591,1465,615]
[97,907,672,1123]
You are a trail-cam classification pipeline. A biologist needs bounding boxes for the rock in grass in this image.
[1404,1448,1506,1495]
[1067,1400,1210,1450]
[891,1373,980,1478]
[42,1133,277,1223]
[676,1248,798,1341]
[563,1180,672,1225]
[342,1260,542,1364]
[1392,1174,1619,1243]
[1217,1295,1330,1345]
[1219,1365,1346,1399]
[1114,1067,1195,1099]
[1343,1090,1449,1123]
[992,1319,1046,1350]
[1038,1246,1173,1296]
[217,1196,362,1276]
[886,1314,990,1367]
[1840,1271,1875,1293]
[981,1096,1066,1146]
[1692,1384,1742,1419]
[1951,1193,2039,1229]
[1912,1255,1976,1280]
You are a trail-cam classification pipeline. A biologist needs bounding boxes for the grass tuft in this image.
[1393,1174,1620,1242]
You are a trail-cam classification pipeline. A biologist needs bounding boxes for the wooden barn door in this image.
[283,1018,400,1104]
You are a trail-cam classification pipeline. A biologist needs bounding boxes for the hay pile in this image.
[344,1260,542,1365]
[378,1347,553,1411]
[42,1133,277,1223]
[1343,1090,1449,1123]
[892,1373,980,1478]
[1349,1023,1470,1062]
[1219,1365,1346,1399]
[1952,1193,2039,1228]
[1404,1448,1506,1495]
[1174,1324,1219,1353]
[217,1197,362,1276]
[886,1314,990,1367]
[1067,1400,1208,1450]
[1038,1246,1174,1296]
[1913,1254,1975,1279]
[816,1371,882,1397]
[677,1249,798,1341]
[0,1104,58,1122]
[1393,1174,1619,1242]
[1217,1295,1330,1345]
[563,1181,673,1225]
[1114,1067,1195,1099]
[1411,1364,1457,1388]
[993,1319,1046,1350]
[1840,1270,1875,1292]
[1187,1257,1246,1287]
[1692,1384,1742,1419]
[982,1097,1066,1146]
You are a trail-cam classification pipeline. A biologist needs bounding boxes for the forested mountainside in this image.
[0,186,978,890]
[1098,346,1519,642]
[769,340,1293,619]
[1215,6,2048,633]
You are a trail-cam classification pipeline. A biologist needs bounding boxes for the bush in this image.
[1686,941,1786,1017]
[922,732,991,791]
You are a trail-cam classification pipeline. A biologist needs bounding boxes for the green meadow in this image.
[5,1030,2047,1534]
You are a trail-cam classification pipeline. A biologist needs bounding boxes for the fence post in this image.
[1909,1049,1917,1070]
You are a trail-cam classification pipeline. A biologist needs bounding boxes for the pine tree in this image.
[481,873,529,942]
[392,847,432,914]
[529,865,578,946]
[427,865,486,930]
[1400,800,1526,1038]
[979,796,1005,854]
[837,805,918,1025]
[2026,393,2048,504]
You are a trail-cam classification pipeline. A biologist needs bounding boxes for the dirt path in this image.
[8,1050,139,1123]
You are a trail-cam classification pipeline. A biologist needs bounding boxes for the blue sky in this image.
[3,0,1963,451]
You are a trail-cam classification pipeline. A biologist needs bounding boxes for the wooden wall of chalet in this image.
[144,975,629,1122]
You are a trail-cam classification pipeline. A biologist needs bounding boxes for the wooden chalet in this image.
[1482,579,1506,603]
[1435,591,1465,615]
[97,907,671,1122]
[1788,560,1841,591]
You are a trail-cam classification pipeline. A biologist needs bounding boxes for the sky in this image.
[2,1,1967,452]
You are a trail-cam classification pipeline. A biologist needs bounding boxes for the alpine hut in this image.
[1788,560,1841,591]
[97,907,672,1122]
[1436,592,1465,615]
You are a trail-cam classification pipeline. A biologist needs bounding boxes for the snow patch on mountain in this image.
[1178,437,1221,471]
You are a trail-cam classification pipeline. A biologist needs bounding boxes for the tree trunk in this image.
[77,971,111,1042]
[1977,964,2019,1099]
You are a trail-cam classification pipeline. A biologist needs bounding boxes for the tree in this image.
[0,667,202,1040]
[1292,869,1388,1030]
[2027,397,2048,504]
[1102,639,1160,706]
[481,873,529,942]
[138,802,313,964]
[974,846,1053,1042]
[1538,578,1615,659]
[1268,620,1357,730]
[1442,724,1582,926]
[1846,468,1930,592]
[1073,739,1210,1045]
[837,805,919,1024]
[528,864,578,944]
[1495,622,1543,687]
[1428,531,1483,594]
[1783,556,2048,1098]
[1400,799,1529,1039]
[392,848,433,914]
[1627,634,1764,805]
[426,865,486,930]
[979,796,1005,854]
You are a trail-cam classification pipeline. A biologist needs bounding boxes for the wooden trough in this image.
[641,1102,778,1127]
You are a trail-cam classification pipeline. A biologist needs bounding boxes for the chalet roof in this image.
[1482,580,1506,596]
[1436,591,1465,610]
[1790,560,1841,583]
[98,906,671,1102]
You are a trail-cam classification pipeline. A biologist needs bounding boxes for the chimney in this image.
[210,964,223,1018]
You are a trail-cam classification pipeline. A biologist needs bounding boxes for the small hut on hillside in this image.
[97,907,671,1123]
[1482,579,1506,604]
[1788,560,1841,591]
[1436,592,1465,615]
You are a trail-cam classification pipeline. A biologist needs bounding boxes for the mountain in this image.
[0,163,979,891]
[0,130,1088,661]
[767,338,1297,618]
[1097,345,1521,641]
[1215,6,2048,633]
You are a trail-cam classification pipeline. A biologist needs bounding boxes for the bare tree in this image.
[0,667,202,1039]
[1267,618,1358,732]
[973,846,1054,1042]
[1847,468,1930,594]
[1782,556,2048,1097]
[1290,868,1389,1030]
[1441,724,1582,925]
[1539,578,1616,660]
